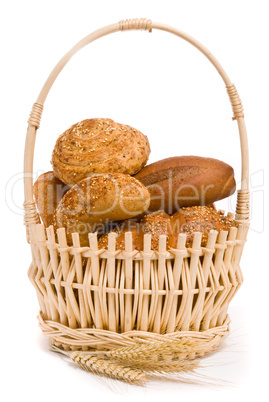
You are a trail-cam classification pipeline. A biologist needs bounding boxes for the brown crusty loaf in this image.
[53,173,150,246]
[33,171,70,227]
[98,206,236,251]
[134,156,236,214]
[51,118,151,185]
[170,206,237,247]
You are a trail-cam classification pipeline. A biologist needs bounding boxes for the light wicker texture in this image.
[24,18,250,382]
[28,216,249,346]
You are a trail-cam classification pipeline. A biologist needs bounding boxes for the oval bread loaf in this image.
[33,171,70,227]
[134,156,236,214]
[53,173,150,246]
[51,118,151,185]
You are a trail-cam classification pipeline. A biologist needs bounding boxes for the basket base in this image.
[38,313,230,358]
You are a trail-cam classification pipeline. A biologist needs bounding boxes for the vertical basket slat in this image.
[123,232,134,332]
[114,258,121,331]
[210,226,238,327]
[28,224,48,317]
[71,233,91,333]
[65,258,83,327]
[88,233,103,329]
[153,235,167,333]
[191,230,218,330]
[99,257,109,329]
[132,259,140,329]
[160,258,175,332]
[148,259,159,331]
[232,222,249,274]
[201,230,228,330]
[181,232,202,330]
[167,234,187,333]
[82,257,95,328]
[36,224,59,322]
[175,258,191,330]
[107,232,117,332]
[119,258,125,331]
[136,261,144,330]
[46,226,68,326]
[190,258,204,329]
[139,234,152,331]
[57,228,77,329]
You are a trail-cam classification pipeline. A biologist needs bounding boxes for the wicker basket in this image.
[24,19,250,379]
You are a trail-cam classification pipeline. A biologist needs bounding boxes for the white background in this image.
[1,0,268,400]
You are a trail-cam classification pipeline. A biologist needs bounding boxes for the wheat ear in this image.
[51,346,147,385]
[106,338,204,364]
[138,358,200,373]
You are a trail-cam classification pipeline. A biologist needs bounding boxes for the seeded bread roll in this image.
[98,221,143,251]
[98,211,173,251]
[170,206,237,247]
[98,206,236,251]
[140,210,173,250]
[51,118,151,185]
[134,156,236,214]
[33,171,70,227]
[53,173,150,246]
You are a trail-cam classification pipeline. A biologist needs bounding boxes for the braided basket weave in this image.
[24,19,250,377]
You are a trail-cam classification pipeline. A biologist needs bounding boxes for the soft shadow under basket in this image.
[24,19,250,382]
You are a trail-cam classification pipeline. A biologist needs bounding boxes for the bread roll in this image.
[51,118,151,185]
[170,206,236,247]
[98,206,236,251]
[98,211,173,251]
[98,221,143,251]
[33,171,70,227]
[134,156,236,214]
[53,173,150,246]
[140,211,173,250]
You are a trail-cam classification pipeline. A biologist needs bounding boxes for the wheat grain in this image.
[51,346,147,385]
[141,358,199,373]
[50,343,201,385]
[107,338,204,364]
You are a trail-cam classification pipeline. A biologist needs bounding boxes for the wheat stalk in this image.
[51,346,147,385]
[50,340,203,385]
[138,358,200,373]
[106,338,204,364]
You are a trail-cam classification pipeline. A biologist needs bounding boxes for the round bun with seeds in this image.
[170,205,237,247]
[53,173,150,246]
[98,211,174,251]
[51,118,151,186]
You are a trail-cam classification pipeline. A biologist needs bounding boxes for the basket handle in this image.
[24,18,250,240]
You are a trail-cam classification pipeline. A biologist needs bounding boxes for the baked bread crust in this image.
[98,221,143,251]
[134,156,236,214]
[98,206,236,251]
[140,210,173,250]
[98,211,172,251]
[53,173,150,246]
[51,118,151,185]
[170,206,236,247]
[33,171,70,227]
